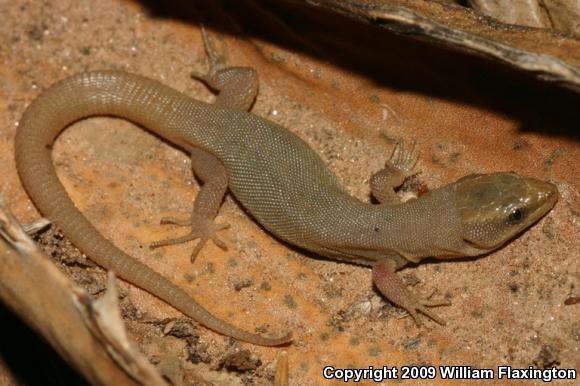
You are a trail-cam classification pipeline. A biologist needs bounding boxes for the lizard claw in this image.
[151,213,230,262]
[190,25,227,85]
[405,298,450,326]
[388,139,420,178]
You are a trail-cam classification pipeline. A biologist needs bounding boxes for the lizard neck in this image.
[316,183,469,267]
[374,184,467,263]
[294,184,465,268]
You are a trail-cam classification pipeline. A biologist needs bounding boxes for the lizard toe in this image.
[151,213,230,262]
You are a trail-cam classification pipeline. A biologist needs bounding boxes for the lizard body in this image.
[15,50,558,346]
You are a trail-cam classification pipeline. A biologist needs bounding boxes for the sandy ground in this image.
[0,0,578,385]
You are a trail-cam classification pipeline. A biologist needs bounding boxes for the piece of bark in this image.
[0,203,168,386]
[288,0,580,91]
[468,0,550,28]
[469,0,580,37]
[544,0,580,36]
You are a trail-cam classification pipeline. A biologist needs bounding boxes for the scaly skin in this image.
[15,66,558,345]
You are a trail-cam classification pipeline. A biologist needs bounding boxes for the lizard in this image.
[14,30,558,346]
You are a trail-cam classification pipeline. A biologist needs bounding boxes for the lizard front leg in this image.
[370,140,419,203]
[370,142,449,324]
[372,259,449,325]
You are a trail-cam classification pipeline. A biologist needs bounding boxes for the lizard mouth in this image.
[529,181,559,221]
[498,180,559,244]
[458,237,499,255]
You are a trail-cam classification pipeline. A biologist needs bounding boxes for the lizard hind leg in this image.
[192,26,259,111]
[151,147,230,263]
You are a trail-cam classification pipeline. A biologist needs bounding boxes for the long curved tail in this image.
[15,71,292,346]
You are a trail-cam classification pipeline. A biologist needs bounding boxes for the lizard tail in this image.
[15,71,292,346]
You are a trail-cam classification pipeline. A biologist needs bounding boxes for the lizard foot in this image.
[399,292,450,326]
[150,213,230,262]
[190,25,226,84]
[370,139,423,204]
[388,139,420,178]
[372,260,450,326]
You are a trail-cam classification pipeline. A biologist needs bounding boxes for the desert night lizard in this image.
[14,33,558,346]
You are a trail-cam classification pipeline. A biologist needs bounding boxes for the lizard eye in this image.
[507,208,524,224]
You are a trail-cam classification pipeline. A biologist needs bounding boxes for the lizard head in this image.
[454,172,558,253]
